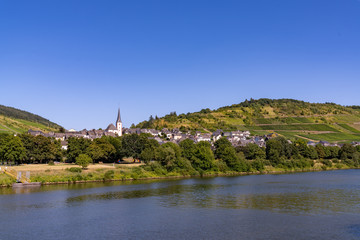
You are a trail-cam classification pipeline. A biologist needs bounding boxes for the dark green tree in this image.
[0,135,26,164]
[179,139,196,160]
[339,143,356,160]
[190,142,215,170]
[67,137,91,162]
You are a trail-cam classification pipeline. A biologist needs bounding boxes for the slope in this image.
[135,98,360,143]
[0,104,62,134]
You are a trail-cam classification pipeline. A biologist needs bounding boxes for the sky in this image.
[0,0,360,130]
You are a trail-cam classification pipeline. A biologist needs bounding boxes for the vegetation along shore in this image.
[1,130,360,187]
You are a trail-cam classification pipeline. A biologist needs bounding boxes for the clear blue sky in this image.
[1,0,359,130]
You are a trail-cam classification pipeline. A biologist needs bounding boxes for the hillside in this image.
[135,98,360,143]
[0,104,62,134]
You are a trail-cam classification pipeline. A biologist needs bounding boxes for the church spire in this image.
[116,108,122,123]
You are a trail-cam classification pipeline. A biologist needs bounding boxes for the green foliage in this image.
[67,137,91,162]
[104,170,115,180]
[120,134,151,160]
[179,139,196,159]
[251,159,265,171]
[321,159,333,167]
[0,134,26,164]
[75,154,92,169]
[237,143,265,160]
[87,137,116,163]
[155,142,182,170]
[66,167,82,173]
[339,143,356,160]
[190,143,216,170]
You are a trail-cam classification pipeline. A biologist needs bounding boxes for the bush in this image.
[76,154,92,169]
[145,162,168,176]
[67,167,82,173]
[251,159,265,171]
[321,159,332,167]
[48,160,54,166]
[104,170,114,180]
[214,160,229,172]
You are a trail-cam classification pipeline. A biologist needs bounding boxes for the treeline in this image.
[0,104,61,128]
[1,132,360,174]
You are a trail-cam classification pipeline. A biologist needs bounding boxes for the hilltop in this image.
[0,104,62,134]
[135,98,360,143]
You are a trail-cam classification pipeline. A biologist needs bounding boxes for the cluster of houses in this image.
[28,127,260,150]
[27,109,360,150]
[124,128,262,146]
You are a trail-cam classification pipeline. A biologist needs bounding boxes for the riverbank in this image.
[0,161,355,187]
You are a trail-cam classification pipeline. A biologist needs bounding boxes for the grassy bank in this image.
[0,160,355,187]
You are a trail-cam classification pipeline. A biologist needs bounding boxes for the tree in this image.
[121,134,151,160]
[155,142,181,170]
[266,139,282,163]
[214,137,232,159]
[31,135,61,163]
[87,139,116,163]
[190,142,215,170]
[140,148,156,164]
[105,136,122,161]
[0,135,26,164]
[67,137,91,162]
[315,144,325,159]
[237,143,265,160]
[87,142,103,163]
[339,143,356,160]
[220,146,239,170]
[179,139,196,160]
[76,154,92,169]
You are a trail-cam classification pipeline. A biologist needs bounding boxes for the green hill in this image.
[135,98,360,143]
[0,104,62,134]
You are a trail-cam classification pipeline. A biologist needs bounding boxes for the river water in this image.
[1,169,360,240]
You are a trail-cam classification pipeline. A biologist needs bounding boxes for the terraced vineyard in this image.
[135,98,360,143]
[0,104,61,134]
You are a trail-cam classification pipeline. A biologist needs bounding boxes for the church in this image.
[105,108,123,136]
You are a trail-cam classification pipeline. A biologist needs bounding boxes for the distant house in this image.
[319,141,330,147]
[212,130,223,141]
[173,133,182,140]
[197,133,212,142]
[61,141,68,150]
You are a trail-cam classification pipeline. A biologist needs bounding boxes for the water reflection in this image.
[64,182,360,215]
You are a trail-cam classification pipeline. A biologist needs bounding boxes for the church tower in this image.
[116,108,122,136]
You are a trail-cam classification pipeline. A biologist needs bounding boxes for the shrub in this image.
[48,160,54,166]
[76,154,92,169]
[104,170,114,180]
[251,159,265,171]
[321,159,332,167]
[67,167,82,173]
[214,160,229,172]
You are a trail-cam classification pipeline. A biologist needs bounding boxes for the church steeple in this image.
[116,108,122,123]
[116,108,122,136]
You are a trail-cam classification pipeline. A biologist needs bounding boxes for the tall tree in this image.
[0,135,26,164]
[67,137,91,162]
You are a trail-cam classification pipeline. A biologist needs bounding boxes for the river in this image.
[1,169,360,239]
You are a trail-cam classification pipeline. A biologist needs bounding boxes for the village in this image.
[28,109,359,151]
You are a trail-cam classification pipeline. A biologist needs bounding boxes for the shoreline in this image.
[1,166,353,188]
